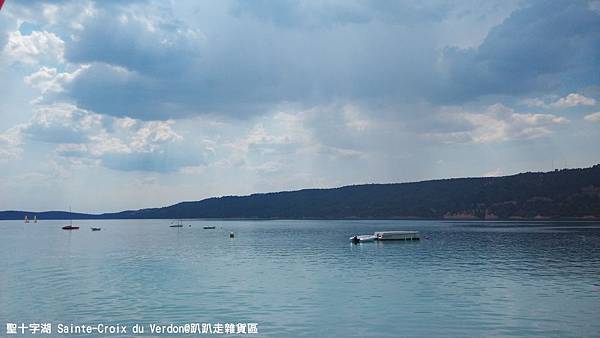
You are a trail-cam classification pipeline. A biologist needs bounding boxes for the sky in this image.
[0,0,599,213]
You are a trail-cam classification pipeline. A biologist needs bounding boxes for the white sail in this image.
[24,215,29,223]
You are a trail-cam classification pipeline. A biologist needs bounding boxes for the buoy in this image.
[229,232,234,238]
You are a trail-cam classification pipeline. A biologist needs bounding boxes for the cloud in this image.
[584,112,600,122]
[436,1,600,102]
[14,0,593,123]
[41,1,440,119]
[65,7,202,76]
[520,92,597,109]
[128,120,183,153]
[223,118,308,168]
[63,63,158,118]
[551,93,596,108]
[21,103,101,144]
[3,0,598,123]
[13,102,204,172]
[57,3,208,120]
[215,105,372,174]
[425,104,569,144]
[24,65,88,94]
[55,116,197,173]
[1,30,64,65]
[0,127,23,160]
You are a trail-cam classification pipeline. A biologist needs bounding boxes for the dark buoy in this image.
[229,232,235,238]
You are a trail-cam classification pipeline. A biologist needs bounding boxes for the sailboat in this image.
[33,215,37,223]
[169,219,184,228]
[24,215,29,223]
[62,207,79,230]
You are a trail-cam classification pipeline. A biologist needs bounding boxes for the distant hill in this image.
[2,164,600,220]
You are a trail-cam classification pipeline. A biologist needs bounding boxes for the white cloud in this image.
[522,93,597,109]
[113,117,138,130]
[86,131,130,156]
[426,104,569,144]
[2,30,65,65]
[129,120,182,153]
[22,103,102,143]
[551,93,596,108]
[24,65,89,94]
[584,112,600,122]
[65,119,183,157]
[0,126,24,160]
[11,102,189,172]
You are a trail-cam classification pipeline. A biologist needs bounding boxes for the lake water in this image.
[1,219,600,337]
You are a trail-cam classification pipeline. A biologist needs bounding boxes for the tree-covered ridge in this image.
[3,165,600,220]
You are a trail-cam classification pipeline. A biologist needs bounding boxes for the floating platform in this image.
[374,231,420,241]
[203,226,216,229]
[350,231,420,243]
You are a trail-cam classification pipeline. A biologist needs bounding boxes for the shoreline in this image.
[2,217,599,222]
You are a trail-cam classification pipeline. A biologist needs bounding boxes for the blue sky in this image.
[1,0,599,213]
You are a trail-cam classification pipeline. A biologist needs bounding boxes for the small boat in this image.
[33,215,38,223]
[91,227,101,231]
[62,207,79,230]
[24,215,29,223]
[349,235,376,243]
[203,225,216,229]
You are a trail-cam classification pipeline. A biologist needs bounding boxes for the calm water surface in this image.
[1,219,600,337]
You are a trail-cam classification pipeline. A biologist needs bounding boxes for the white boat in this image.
[349,234,377,243]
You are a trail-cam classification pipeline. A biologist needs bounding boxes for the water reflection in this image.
[0,219,599,337]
